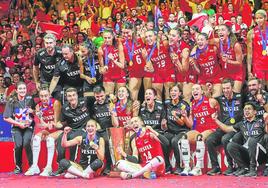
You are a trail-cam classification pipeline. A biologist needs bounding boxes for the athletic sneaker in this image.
[242,170,257,177]
[235,168,249,177]
[223,166,236,176]
[51,167,64,176]
[263,167,268,176]
[143,171,157,179]
[207,167,221,176]
[173,167,183,175]
[188,167,202,176]
[40,167,52,177]
[64,173,78,179]
[120,172,132,180]
[14,166,22,174]
[25,165,40,176]
[180,167,191,176]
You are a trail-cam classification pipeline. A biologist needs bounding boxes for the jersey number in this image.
[205,67,213,75]
[143,151,152,163]
[87,155,91,164]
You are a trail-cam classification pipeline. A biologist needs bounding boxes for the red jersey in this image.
[35,98,57,133]
[115,102,132,127]
[135,129,165,175]
[253,24,268,71]
[192,96,217,132]
[102,45,126,80]
[123,38,146,78]
[219,42,243,81]
[147,42,175,75]
[197,45,222,84]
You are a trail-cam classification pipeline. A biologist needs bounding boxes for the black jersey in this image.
[92,97,113,132]
[233,118,265,143]
[165,99,190,134]
[216,92,244,125]
[61,98,91,130]
[246,90,268,118]
[53,54,84,88]
[139,101,165,131]
[34,47,62,84]
[3,95,35,129]
[80,133,100,169]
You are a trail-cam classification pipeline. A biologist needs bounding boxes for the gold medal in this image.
[89,141,94,147]
[230,118,236,124]
[181,104,186,110]
[129,60,133,66]
[92,77,96,83]
[262,50,267,56]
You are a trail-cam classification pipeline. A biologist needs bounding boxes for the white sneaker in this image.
[64,173,78,179]
[120,172,132,180]
[25,165,40,176]
[40,167,52,177]
[188,167,202,176]
[82,171,94,179]
[180,167,191,176]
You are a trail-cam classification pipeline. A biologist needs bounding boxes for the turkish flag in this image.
[39,22,64,39]
[187,15,208,31]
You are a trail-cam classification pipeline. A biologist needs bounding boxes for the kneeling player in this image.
[59,119,105,179]
[116,117,165,179]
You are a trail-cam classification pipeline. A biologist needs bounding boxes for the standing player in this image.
[98,29,126,94]
[143,30,175,100]
[206,78,244,176]
[58,119,105,179]
[247,9,268,88]
[179,84,219,176]
[190,33,222,98]
[168,28,190,90]
[3,82,35,174]
[33,33,62,96]
[210,24,243,93]
[116,116,165,179]
[121,22,152,100]
[24,87,62,176]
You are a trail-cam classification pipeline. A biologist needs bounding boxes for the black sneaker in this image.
[14,166,22,174]
[235,168,249,177]
[263,167,268,176]
[51,167,64,176]
[102,168,111,176]
[165,165,172,174]
[242,170,257,177]
[207,167,221,176]
[173,167,183,175]
[223,166,236,176]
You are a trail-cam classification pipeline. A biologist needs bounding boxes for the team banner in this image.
[39,22,64,39]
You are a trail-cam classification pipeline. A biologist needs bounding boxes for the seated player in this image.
[58,119,105,179]
[116,116,165,179]
[25,87,62,176]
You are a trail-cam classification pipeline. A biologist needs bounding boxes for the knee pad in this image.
[90,159,103,171]
[59,159,71,170]
[32,135,41,147]
[46,137,55,148]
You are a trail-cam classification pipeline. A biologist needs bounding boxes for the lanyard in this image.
[126,39,135,62]
[87,57,96,78]
[190,45,208,59]
[146,43,157,62]
[225,99,235,119]
[104,45,109,66]
[246,121,255,137]
[220,38,230,55]
[85,134,98,145]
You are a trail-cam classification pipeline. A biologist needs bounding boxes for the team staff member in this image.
[25,87,62,176]
[3,82,35,174]
[163,85,191,174]
[98,29,126,94]
[116,117,165,179]
[143,30,175,100]
[33,33,62,94]
[122,22,152,100]
[206,78,244,176]
[59,120,105,179]
[79,42,102,98]
[247,9,268,88]
[246,77,268,118]
[49,44,84,100]
[92,85,114,175]
[139,88,171,173]
[191,33,222,98]
[52,88,91,176]
[214,102,268,177]
[179,84,219,176]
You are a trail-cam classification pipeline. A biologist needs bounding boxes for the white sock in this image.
[180,138,190,168]
[195,140,205,168]
[46,137,55,168]
[116,160,140,173]
[32,135,41,167]
[82,165,94,178]
[132,156,164,178]
[67,166,84,178]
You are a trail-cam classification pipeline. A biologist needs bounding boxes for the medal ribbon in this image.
[246,121,255,137]
[225,100,235,121]
[258,26,268,53]
[220,38,230,55]
[126,39,135,62]
[87,57,96,78]
[146,43,157,62]
[104,45,109,66]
